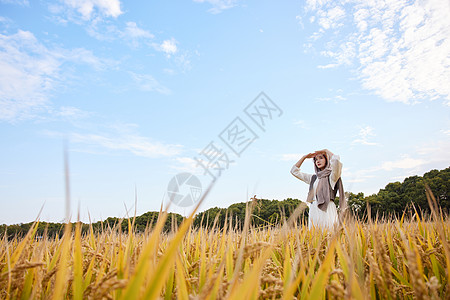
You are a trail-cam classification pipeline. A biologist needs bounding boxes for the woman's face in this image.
[315,154,327,170]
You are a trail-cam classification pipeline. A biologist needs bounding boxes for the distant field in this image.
[1,204,449,300]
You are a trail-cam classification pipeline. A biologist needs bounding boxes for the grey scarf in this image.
[306,163,332,211]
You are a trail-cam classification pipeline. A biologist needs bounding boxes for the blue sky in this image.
[1,0,449,224]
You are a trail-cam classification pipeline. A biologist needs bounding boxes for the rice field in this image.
[1,190,449,299]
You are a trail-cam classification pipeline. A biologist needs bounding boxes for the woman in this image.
[290,149,347,229]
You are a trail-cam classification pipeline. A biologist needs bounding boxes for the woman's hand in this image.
[314,149,333,157]
[295,153,314,168]
[303,152,315,159]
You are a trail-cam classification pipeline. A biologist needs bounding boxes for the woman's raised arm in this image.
[329,153,342,189]
[294,152,315,168]
[291,153,315,184]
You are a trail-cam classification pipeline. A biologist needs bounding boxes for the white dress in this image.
[290,154,342,230]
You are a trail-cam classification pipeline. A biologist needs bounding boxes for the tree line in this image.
[347,167,449,219]
[1,167,448,238]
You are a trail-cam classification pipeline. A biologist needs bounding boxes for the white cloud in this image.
[52,106,92,120]
[344,167,377,184]
[316,88,347,103]
[80,22,153,48]
[169,157,204,175]
[347,139,449,182]
[158,38,178,57]
[344,139,449,189]
[57,47,108,70]
[151,39,192,72]
[0,16,10,23]
[119,22,154,47]
[316,88,347,102]
[129,72,171,95]
[163,68,176,75]
[295,15,303,27]
[48,2,187,69]
[81,21,155,47]
[318,41,355,68]
[193,0,238,14]
[416,140,450,164]
[379,155,426,171]
[70,132,182,158]
[345,177,372,183]
[352,126,378,146]
[305,0,450,105]
[441,129,450,136]
[293,119,309,129]
[316,6,345,30]
[174,52,192,72]
[0,30,59,121]
[316,95,346,102]
[46,123,183,158]
[0,30,106,122]
[60,0,123,20]
[48,0,124,40]
[123,21,154,39]
[317,63,338,69]
[343,155,424,187]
